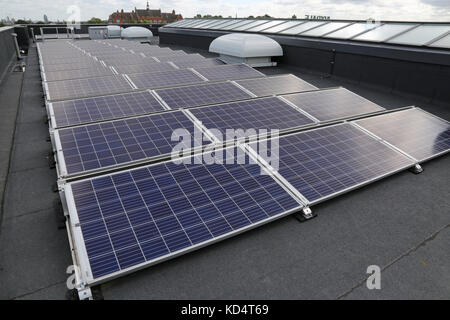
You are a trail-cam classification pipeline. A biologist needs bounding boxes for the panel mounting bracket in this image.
[295,207,317,222]
[77,286,93,300]
[409,163,423,174]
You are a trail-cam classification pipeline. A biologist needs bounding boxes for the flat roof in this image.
[0,38,449,300]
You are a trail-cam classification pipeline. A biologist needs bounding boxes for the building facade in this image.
[108,2,182,24]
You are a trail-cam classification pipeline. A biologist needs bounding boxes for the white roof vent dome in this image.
[209,33,283,67]
[107,25,122,38]
[121,26,153,40]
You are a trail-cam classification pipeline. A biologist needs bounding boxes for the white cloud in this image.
[0,0,448,21]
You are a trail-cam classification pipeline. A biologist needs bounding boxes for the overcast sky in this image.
[1,0,449,22]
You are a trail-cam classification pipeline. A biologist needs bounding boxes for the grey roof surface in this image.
[0,41,449,300]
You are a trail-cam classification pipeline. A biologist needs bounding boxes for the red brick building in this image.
[109,2,182,24]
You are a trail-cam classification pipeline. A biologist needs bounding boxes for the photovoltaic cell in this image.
[355,108,450,161]
[155,81,252,109]
[282,88,385,121]
[236,74,317,97]
[45,75,134,102]
[111,63,177,74]
[127,69,205,89]
[56,111,210,176]
[188,97,315,141]
[66,148,302,281]
[193,64,264,82]
[248,123,414,203]
[50,91,166,128]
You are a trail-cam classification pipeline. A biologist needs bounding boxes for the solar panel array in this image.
[235,74,318,97]
[154,81,253,109]
[355,108,450,161]
[36,39,449,292]
[194,64,264,81]
[248,123,415,203]
[282,88,385,122]
[49,91,166,128]
[188,97,316,141]
[67,148,302,280]
[56,111,210,176]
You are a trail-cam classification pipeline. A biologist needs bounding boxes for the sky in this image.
[0,0,449,22]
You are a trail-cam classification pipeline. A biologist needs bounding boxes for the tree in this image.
[87,17,103,24]
[35,21,45,24]
[292,14,297,19]
[16,19,30,24]
[195,14,202,18]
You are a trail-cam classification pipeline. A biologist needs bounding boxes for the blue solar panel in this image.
[50,91,166,128]
[154,81,253,109]
[193,64,265,81]
[355,108,450,162]
[282,88,385,122]
[45,75,134,102]
[56,111,211,177]
[188,97,316,141]
[248,123,414,203]
[66,147,302,280]
[127,69,205,89]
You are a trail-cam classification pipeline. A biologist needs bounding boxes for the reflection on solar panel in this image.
[43,67,114,82]
[55,111,210,177]
[188,97,315,141]
[155,81,252,109]
[194,64,264,81]
[355,108,450,162]
[50,91,166,128]
[236,74,317,97]
[282,88,385,121]
[248,123,414,203]
[65,147,302,282]
[127,69,205,89]
[111,63,177,74]
[101,57,154,66]
[172,58,225,69]
[44,75,134,102]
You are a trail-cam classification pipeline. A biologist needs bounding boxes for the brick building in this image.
[109,2,182,24]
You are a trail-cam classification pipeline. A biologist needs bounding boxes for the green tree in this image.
[16,19,30,24]
[35,21,45,24]
[292,14,297,19]
[87,17,103,24]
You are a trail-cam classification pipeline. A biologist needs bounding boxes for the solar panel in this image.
[41,61,102,73]
[193,64,264,82]
[155,53,205,63]
[111,62,177,74]
[188,97,316,142]
[172,58,225,69]
[248,123,414,204]
[54,111,211,177]
[42,67,115,82]
[49,91,166,128]
[127,69,205,89]
[354,108,450,162]
[63,146,303,283]
[235,74,318,97]
[44,75,135,102]
[282,88,385,122]
[154,81,252,109]
[101,56,154,66]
